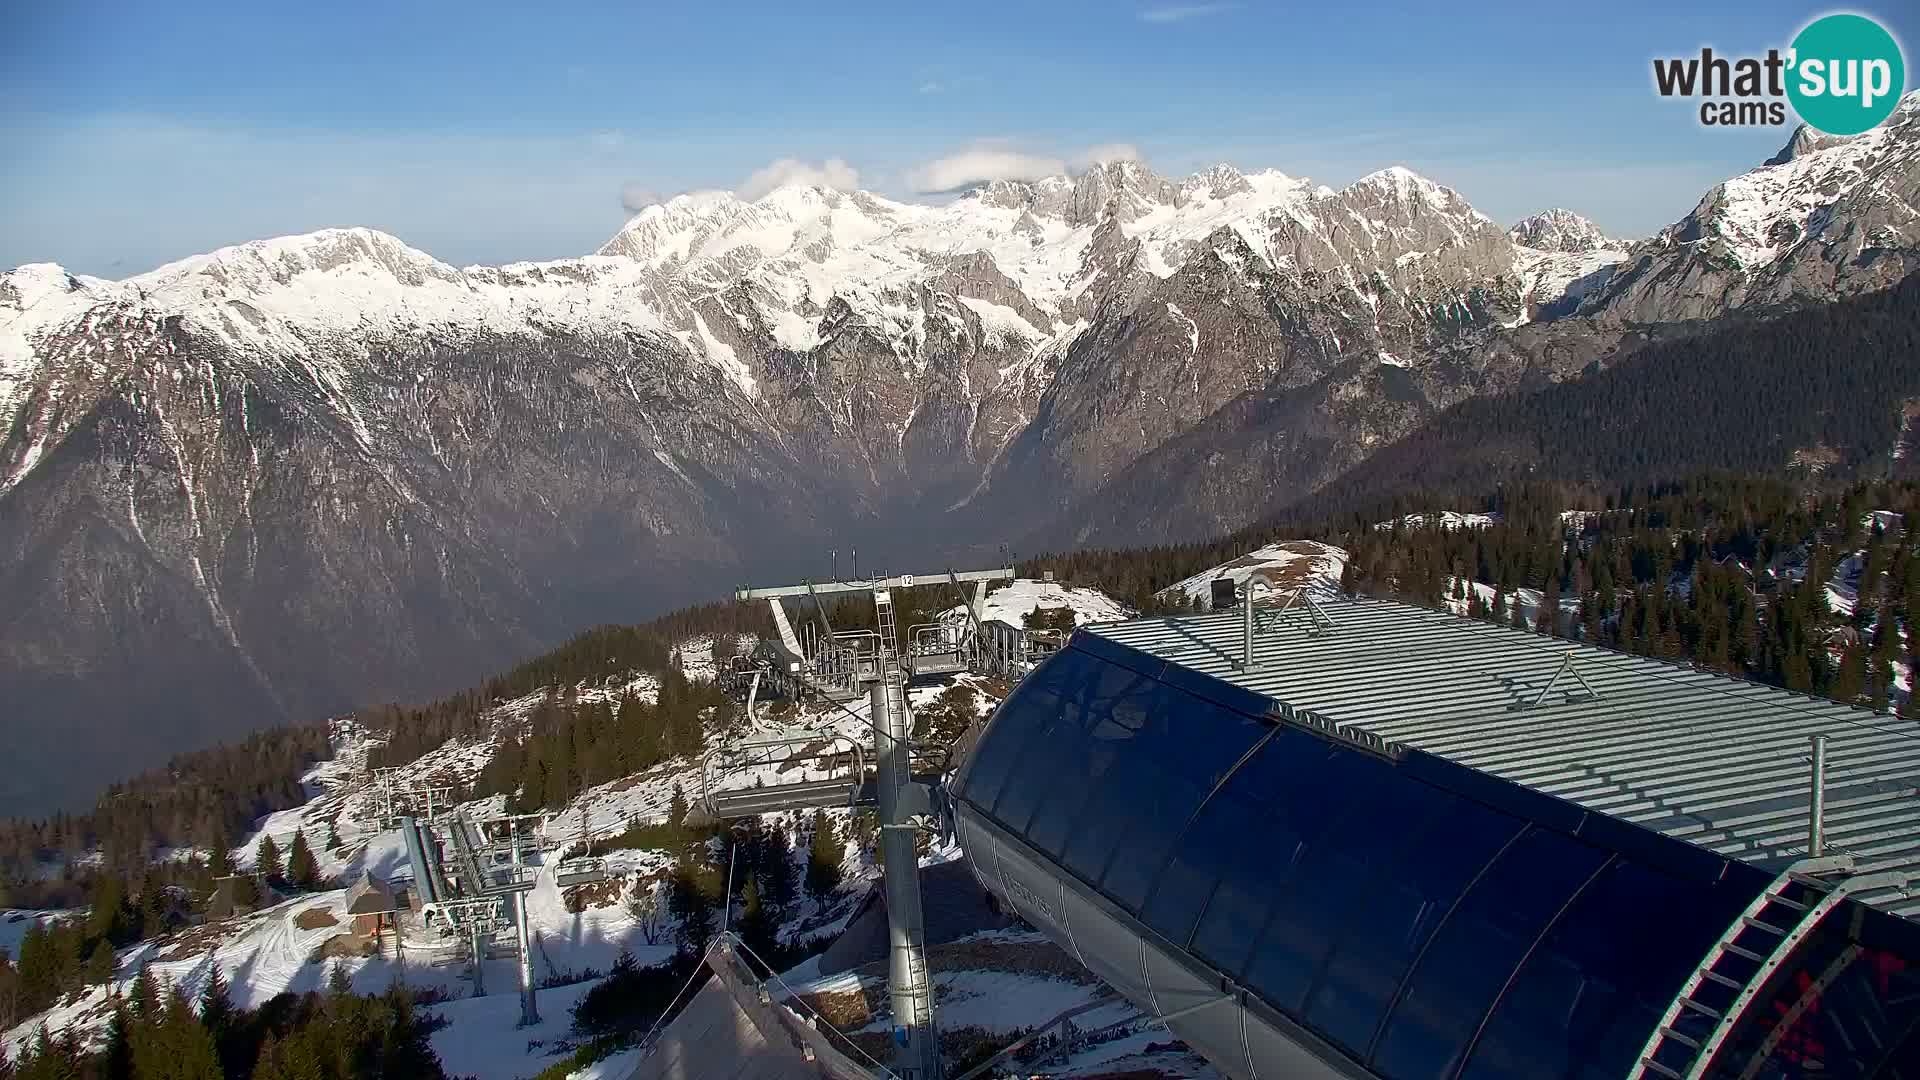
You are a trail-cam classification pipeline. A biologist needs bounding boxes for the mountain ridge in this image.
[5,98,1919,813]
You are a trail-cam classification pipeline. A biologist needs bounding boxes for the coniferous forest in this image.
[1,961,445,1080]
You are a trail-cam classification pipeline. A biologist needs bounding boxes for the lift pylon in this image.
[721,565,1014,1080]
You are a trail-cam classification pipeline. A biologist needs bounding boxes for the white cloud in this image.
[619,184,664,213]
[907,149,1065,193]
[907,142,1151,193]
[737,157,860,199]
[917,81,944,95]
[1138,3,1236,22]
[1073,143,1145,169]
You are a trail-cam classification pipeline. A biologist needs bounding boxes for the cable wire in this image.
[725,933,902,1079]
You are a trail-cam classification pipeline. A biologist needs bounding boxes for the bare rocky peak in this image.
[1510,209,1624,253]
[1181,164,1254,201]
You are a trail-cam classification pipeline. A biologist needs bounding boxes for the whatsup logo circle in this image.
[1787,13,1905,135]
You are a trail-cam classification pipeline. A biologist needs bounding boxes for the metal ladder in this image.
[902,928,934,1027]
[875,588,899,668]
[1631,853,1909,1080]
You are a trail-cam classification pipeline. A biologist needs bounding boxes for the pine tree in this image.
[327,961,353,1000]
[101,1002,133,1080]
[129,965,159,1022]
[82,942,113,988]
[286,830,321,891]
[86,875,129,947]
[1869,597,1898,712]
[667,786,689,835]
[206,834,233,881]
[255,835,283,885]
[159,986,223,1080]
[199,962,233,1042]
[804,811,843,903]
[666,856,716,957]
[1831,640,1868,705]
[760,826,799,915]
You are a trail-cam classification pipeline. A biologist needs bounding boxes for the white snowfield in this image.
[1158,541,1350,605]
[946,577,1137,629]
[1374,510,1500,531]
[1692,93,1920,271]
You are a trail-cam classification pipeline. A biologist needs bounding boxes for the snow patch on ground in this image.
[951,578,1134,628]
[1375,510,1500,530]
[428,977,606,1080]
[1158,541,1349,605]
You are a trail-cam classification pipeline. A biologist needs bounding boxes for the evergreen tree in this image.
[804,812,843,903]
[759,826,799,915]
[199,962,233,1046]
[101,1002,133,1080]
[254,835,282,885]
[733,876,770,956]
[86,875,129,947]
[156,986,223,1080]
[666,856,716,957]
[205,836,233,881]
[129,965,159,1022]
[82,942,113,988]
[1831,640,1868,705]
[667,786,689,835]
[285,830,320,892]
[1870,597,1898,712]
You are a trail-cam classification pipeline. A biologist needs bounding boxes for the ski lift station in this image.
[950,592,1920,1080]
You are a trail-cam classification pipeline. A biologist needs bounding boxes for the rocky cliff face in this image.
[1510,208,1625,254]
[5,98,1919,812]
[1580,94,1920,323]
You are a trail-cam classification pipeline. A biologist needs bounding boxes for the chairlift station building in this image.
[950,595,1920,1080]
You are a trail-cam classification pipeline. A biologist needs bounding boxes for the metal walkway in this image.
[624,937,878,1080]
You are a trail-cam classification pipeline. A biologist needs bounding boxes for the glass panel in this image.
[991,715,1087,835]
[1161,786,1275,962]
[1371,827,1608,1077]
[1191,848,1295,977]
[1058,751,1150,884]
[1142,856,1217,948]
[1025,736,1117,858]
[1227,725,1350,814]
[1144,683,1266,790]
[1099,769,1204,913]
[1297,776,1461,1057]
[1459,859,1751,1080]
[957,652,1073,810]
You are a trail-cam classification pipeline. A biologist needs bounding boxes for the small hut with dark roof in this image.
[344,872,397,938]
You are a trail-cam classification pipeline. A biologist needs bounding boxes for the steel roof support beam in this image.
[1530,650,1601,708]
[736,568,1014,600]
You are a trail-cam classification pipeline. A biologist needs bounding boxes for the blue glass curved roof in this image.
[952,638,1787,1079]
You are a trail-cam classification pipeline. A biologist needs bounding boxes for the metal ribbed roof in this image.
[1084,595,1920,921]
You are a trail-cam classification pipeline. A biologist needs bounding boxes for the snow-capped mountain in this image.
[4,102,1919,813]
[1510,208,1624,253]
[1582,92,1920,322]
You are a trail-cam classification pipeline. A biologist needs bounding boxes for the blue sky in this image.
[2,1,1913,276]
